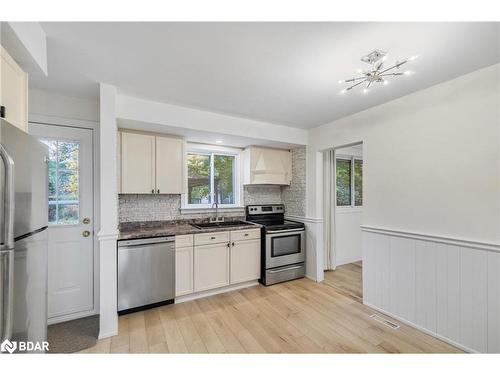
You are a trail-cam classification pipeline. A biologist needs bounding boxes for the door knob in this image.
[82,217,91,224]
[82,230,91,237]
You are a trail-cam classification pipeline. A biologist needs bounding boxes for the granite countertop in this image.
[118,219,262,241]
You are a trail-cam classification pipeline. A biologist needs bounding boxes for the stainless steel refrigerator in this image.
[1,119,48,352]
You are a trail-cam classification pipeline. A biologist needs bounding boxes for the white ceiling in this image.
[32,22,499,129]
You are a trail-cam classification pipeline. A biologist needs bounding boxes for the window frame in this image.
[335,154,363,210]
[183,144,242,209]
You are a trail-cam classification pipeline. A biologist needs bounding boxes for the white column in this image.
[97,83,119,338]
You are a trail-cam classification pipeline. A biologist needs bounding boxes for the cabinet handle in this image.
[211,236,216,240]
[244,233,249,236]
[151,189,155,194]
[227,242,230,248]
[0,106,5,118]
[232,242,235,247]
[157,189,160,194]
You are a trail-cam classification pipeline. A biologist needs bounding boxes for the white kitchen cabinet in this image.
[119,130,185,194]
[194,242,230,292]
[230,238,261,284]
[175,234,194,297]
[0,46,28,132]
[242,146,292,185]
[155,136,185,194]
[120,131,156,193]
[175,246,194,297]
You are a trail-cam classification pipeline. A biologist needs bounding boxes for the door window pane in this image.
[354,159,363,206]
[42,140,80,225]
[187,153,211,204]
[214,155,235,204]
[336,159,352,206]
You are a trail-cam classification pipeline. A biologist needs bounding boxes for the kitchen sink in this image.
[191,221,251,229]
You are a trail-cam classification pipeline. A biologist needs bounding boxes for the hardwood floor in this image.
[80,274,461,353]
[323,261,363,302]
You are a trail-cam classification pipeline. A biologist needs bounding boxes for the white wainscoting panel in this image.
[488,251,500,352]
[415,240,437,333]
[362,226,500,353]
[389,236,415,322]
[460,247,488,352]
[435,243,460,344]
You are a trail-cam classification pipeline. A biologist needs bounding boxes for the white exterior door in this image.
[29,123,94,322]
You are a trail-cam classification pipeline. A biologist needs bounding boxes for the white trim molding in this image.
[361,225,500,253]
[285,215,323,223]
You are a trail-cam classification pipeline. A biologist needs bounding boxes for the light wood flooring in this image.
[323,261,363,302]
[81,270,461,353]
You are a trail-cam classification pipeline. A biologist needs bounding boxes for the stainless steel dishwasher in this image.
[117,236,175,314]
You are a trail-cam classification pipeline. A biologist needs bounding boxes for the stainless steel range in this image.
[246,204,305,286]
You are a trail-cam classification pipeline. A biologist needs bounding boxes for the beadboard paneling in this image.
[362,227,500,353]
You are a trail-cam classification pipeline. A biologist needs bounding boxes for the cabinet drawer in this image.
[175,234,194,248]
[231,228,260,242]
[194,231,230,246]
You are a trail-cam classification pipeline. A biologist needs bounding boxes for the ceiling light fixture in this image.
[339,50,418,94]
[215,139,224,144]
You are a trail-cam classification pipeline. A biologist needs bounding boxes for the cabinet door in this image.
[194,242,229,292]
[175,246,194,297]
[155,136,184,194]
[0,46,28,132]
[121,132,156,193]
[230,239,261,284]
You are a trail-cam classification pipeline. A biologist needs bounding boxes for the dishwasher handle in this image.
[118,236,175,247]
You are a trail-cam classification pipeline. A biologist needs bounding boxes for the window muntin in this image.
[43,140,80,225]
[186,147,239,207]
[336,156,363,208]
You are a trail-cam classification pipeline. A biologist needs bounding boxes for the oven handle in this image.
[268,265,303,274]
[266,228,305,234]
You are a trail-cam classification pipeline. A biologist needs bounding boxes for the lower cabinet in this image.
[175,246,194,297]
[194,242,230,292]
[176,229,261,298]
[230,239,261,284]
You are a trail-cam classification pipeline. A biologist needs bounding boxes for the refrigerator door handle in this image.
[0,143,15,341]
[0,143,15,251]
[0,249,14,341]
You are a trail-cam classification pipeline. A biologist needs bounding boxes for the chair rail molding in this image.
[361,225,500,252]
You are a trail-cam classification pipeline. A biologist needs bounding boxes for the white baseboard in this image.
[364,302,475,353]
[98,330,118,340]
[175,280,259,303]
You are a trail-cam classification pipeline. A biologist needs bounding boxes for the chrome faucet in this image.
[210,201,224,223]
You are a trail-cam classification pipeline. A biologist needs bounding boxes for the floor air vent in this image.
[369,314,400,329]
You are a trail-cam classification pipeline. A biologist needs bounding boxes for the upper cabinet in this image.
[0,46,28,132]
[119,130,186,194]
[242,146,292,185]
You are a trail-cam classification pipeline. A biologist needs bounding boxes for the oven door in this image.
[265,229,305,269]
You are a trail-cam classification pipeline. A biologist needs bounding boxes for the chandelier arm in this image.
[344,76,367,83]
[380,72,404,77]
[346,80,366,90]
[379,60,408,75]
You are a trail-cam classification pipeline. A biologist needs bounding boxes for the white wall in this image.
[308,63,500,244]
[29,88,99,122]
[116,94,308,147]
[308,63,500,352]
